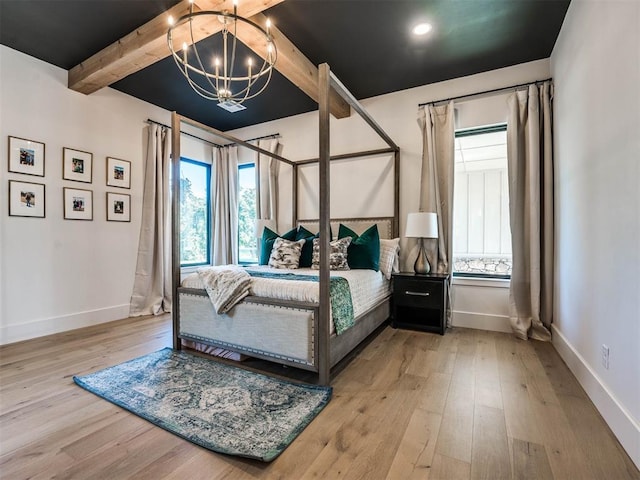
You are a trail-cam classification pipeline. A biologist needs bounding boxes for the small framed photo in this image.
[8,136,45,177]
[106,157,131,189]
[63,187,93,220]
[8,180,45,218]
[63,147,93,183]
[106,192,131,222]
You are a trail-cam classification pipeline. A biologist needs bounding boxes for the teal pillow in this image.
[295,226,317,268]
[260,227,297,265]
[296,226,334,268]
[338,224,380,271]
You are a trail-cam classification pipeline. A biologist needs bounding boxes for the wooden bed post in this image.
[318,63,331,386]
[292,164,298,229]
[394,149,400,238]
[171,112,182,350]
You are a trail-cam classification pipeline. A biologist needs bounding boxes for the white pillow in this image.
[379,238,400,280]
[268,237,305,269]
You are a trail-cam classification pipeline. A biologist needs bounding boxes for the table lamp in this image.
[405,212,438,274]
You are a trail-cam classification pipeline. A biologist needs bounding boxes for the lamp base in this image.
[413,238,431,275]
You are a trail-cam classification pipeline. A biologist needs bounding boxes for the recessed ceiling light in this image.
[412,23,432,36]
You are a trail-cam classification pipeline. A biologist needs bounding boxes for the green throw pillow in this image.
[295,226,334,268]
[338,224,380,271]
[260,227,297,265]
[295,226,317,268]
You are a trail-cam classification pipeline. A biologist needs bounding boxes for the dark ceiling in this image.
[0,0,570,131]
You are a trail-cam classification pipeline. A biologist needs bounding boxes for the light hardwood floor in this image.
[1,315,638,480]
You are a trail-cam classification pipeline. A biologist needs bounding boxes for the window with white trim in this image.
[453,124,512,278]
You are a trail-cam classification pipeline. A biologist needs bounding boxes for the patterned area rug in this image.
[73,348,332,462]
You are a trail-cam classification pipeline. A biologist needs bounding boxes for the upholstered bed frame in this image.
[177,217,395,374]
[170,64,400,385]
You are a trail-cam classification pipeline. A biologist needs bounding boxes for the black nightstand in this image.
[391,272,450,335]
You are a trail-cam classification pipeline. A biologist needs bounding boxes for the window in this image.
[238,163,258,264]
[180,158,210,266]
[453,124,511,278]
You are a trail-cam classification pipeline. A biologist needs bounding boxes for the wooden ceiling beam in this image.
[235,13,351,119]
[68,0,284,94]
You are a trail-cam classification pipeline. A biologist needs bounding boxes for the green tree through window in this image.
[180,159,210,266]
[238,163,258,263]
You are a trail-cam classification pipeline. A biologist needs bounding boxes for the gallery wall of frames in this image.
[7,135,131,222]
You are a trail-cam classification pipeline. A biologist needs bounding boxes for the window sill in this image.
[452,276,510,289]
[181,265,204,276]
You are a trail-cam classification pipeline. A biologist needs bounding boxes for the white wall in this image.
[229,59,551,333]
[0,46,171,344]
[550,0,640,467]
[0,44,548,344]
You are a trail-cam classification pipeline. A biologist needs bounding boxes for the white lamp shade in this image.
[255,219,277,237]
[405,212,438,238]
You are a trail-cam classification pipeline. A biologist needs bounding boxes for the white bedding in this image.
[181,265,391,319]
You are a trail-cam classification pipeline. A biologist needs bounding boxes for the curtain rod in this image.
[225,132,281,147]
[146,119,279,149]
[146,119,222,148]
[418,77,552,107]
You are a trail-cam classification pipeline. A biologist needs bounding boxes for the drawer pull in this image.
[405,291,430,297]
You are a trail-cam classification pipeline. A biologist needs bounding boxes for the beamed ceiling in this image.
[0,0,570,131]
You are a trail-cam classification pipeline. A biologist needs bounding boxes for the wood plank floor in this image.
[1,315,638,479]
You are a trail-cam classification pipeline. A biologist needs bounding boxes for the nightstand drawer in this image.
[393,278,442,308]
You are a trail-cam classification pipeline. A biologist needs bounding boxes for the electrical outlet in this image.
[601,344,610,370]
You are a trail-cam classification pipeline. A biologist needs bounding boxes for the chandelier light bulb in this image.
[182,42,188,51]
[412,23,432,36]
[167,15,174,26]
[248,58,253,67]
[233,0,238,6]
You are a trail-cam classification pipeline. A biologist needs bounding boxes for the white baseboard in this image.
[551,324,640,469]
[451,310,512,333]
[0,304,131,345]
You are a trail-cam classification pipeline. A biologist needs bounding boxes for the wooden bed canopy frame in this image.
[170,63,400,385]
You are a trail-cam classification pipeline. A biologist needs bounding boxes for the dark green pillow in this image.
[295,226,317,268]
[296,226,334,268]
[260,227,297,265]
[338,224,380,271]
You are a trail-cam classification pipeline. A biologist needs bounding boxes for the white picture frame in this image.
[63,187,93,220]
[8,180,45,218]
[63,147,93,183]
[106,157,131,189]
[106,192,131,222]
[8,136,45,177]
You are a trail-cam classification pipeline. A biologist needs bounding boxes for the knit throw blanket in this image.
[245,270,355,335]
[197,265,252,314]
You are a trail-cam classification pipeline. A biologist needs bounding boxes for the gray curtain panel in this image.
[417,102,455,275]
[211,145,239,265]
[506,81,554,341]
[255,139,282,228]
[130,124,172,316]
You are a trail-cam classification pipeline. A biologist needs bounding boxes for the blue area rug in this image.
[73,348,332,462]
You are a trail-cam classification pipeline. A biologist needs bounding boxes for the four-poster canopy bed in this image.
[171,64,400,385]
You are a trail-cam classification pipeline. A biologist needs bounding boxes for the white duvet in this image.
[181,265,391,319]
